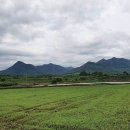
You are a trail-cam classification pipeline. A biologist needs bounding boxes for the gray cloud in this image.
[0,0,130,70]
[0,48,34,57]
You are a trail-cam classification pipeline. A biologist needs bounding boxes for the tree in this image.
[79,71,87,76]
[51,78,62,84]
[92,72,103,76]
[123,71,129,76]
[1,78,5,82]
[80,77,86,81]
[51,79,58,84]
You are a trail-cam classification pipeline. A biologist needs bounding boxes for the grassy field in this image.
[0,85,130,130]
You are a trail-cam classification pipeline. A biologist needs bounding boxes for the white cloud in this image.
[0,0,130,70]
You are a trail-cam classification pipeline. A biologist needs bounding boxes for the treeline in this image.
[78,71,130,82]
[79,71,129,76]
[0,71,130,87]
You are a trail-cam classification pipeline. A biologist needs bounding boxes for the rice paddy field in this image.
[0,84,130,130]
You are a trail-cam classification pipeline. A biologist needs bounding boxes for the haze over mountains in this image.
[1,57,130,75]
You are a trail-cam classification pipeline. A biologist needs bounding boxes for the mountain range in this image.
[1,57,130,75]
[71,57,130,74]
[0,61,73,75]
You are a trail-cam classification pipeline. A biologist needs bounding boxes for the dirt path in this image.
[35,82,130,87]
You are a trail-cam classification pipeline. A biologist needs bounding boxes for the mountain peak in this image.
[108,57,129,62]
[48,63,54,65]
[110,57,127,60]
[112,57,116,59]
[16,61,25,64]
[12,61,26,67]
[97,58,106,63]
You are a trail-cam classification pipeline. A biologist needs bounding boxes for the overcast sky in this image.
[0,0,130,70]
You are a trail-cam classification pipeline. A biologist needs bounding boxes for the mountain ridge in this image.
[1,57,130,75]
[71,57,130,74]
[0,61,73,75]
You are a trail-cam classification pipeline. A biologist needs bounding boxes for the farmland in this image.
[0,84,130,130]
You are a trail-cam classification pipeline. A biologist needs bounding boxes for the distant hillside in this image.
[0,61,73,75]
[70,57,130,74]
[1,57,130,75]
[36,63,72,75]
[0,61,38,75]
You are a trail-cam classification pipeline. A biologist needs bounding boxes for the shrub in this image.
[1,78,6,82]
[80,77,86,81]
[51,78,62,84]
